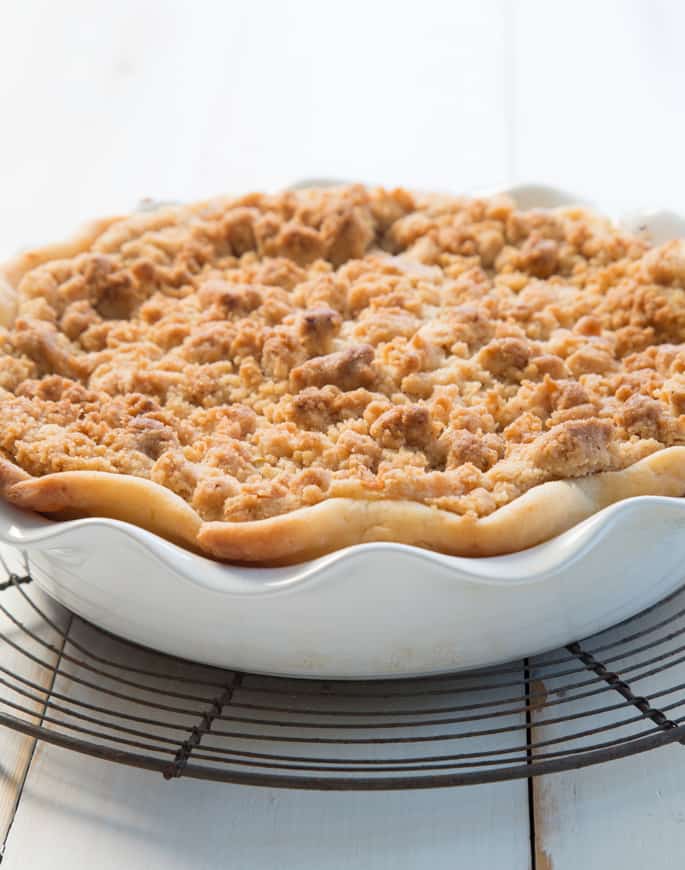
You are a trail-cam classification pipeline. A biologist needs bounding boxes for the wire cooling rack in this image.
[0,547,684,790]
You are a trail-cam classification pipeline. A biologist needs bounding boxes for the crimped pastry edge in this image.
[2,447,685,564]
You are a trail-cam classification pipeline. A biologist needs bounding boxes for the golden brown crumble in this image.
[2,183,685,524]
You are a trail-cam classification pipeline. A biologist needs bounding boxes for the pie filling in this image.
[1,184,685,528]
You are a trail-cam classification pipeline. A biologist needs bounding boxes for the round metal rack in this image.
[0,547,684,790]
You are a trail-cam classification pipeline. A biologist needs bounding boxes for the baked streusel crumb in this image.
[2,184,685,527]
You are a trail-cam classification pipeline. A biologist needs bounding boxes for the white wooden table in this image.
[2,1,685,866]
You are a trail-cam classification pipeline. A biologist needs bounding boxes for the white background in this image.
[2,0,685,253]
[2,1,685,867]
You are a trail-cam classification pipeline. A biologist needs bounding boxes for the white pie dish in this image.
[1,183,684,678]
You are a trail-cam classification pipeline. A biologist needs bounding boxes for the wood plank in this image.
[530,586,685,870]
[1,615,532,869]
[0,2,528,866]
[0,546,71,853]
[512,5,685,857]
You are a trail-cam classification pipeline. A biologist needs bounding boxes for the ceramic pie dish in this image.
[1,183,684,677]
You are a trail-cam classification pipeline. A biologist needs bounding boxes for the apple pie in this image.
[1,184,685,563]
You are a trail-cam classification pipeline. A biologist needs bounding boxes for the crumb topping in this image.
[2,184,685,523]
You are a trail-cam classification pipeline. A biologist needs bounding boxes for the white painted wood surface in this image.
[2,0,685,866]
[529,596,685,870]
[0,564,532,870]
[0,550,71,848]
[3,757,529,870]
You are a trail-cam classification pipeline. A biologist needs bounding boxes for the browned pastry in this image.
[2,185,685,563]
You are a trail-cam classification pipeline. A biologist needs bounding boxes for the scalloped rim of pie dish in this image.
[2,202,685,566]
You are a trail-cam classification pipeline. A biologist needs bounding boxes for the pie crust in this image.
[2,186,685,564]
